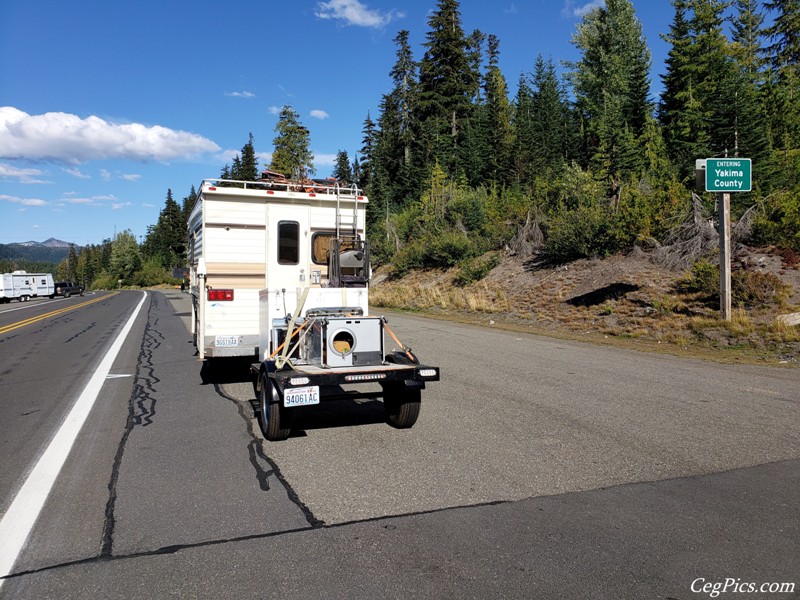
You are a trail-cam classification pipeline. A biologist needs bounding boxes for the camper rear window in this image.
[278,221,299,264]
[311,232,334,264]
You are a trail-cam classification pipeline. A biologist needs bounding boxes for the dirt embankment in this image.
[370,247,800,366]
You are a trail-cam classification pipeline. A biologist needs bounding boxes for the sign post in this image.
[703,158,752,322]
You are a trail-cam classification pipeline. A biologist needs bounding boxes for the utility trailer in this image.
[188,175,439,440]
[0,271,54,303]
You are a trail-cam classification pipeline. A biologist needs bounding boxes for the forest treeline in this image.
[60,0,798,288]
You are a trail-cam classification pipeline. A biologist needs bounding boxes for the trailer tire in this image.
[384,386,421,428]
[259,374,292,441]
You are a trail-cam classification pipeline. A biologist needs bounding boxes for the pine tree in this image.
[510,73,535,184]
[482,34,513,183]
[332,150,353,182]
[269,105,315,177]
[730,0,766,81]
[530,55,573,175]
[358,112,378,191]
[568,0,652,194]
[763,0,800,162]
[239,132,259,180]
[417,0,471,175]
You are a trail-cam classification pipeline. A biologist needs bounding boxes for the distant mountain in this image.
[15,238,73,248]
[0,239,76,265]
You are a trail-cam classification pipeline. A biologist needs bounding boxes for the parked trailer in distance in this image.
[188,174,439,440]
[0,271,54,303]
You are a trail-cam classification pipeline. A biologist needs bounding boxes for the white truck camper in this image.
[188,174,439,440]
[0,271,54,303]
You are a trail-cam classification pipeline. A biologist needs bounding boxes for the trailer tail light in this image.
[208,289,234,301]
[418,368,438,378]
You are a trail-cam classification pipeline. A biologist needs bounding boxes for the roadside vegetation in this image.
[49,0,799,359]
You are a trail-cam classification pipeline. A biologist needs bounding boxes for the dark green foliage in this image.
[454,252,500,286]
[678,260,720,295]
[332,150,353,182]
[142,189,185,268]
[678,259,789,307]
[750,191,800,250]
[543,204,620,263]
[270,106,314,177]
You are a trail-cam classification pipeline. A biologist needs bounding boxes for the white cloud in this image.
[100,169,112,181]
[225,91,255,98]
[0,106,220,164]
[0,193,47,207]
[112,202,132,210]
[310,109,330,120]
[561,0,604,18]
[63,194,118,206]
[315,153,337,167]
[315,0,403,28]
[120,173,141,181]
[63,167,90,179]
[503,3,518,14]
[0,162,49,184]
[268,106,280,115]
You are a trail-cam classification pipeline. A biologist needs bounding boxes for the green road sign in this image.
[705,158,752,192]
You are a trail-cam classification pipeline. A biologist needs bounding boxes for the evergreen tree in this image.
[332,150,353,182]
[660,0,708,177]
[269,105,315,177]
[763,0,800,163]
[358,112,378,191]
[530,55,574,175]
[417,0,471,175]
[482,34,513,183]
[143,189,185,268]
[66,244,78,282]
[569,0,652,194]
[510,73,535,184]
[239,132,259,181]
[730,0,766,81]
[182,185,198,225]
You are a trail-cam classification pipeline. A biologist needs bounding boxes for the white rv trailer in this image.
[188,175,439,440]
[0,271,54,303]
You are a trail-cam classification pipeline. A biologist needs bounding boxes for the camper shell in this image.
[188,174,439,440]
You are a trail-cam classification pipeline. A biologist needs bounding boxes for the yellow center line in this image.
[0,293,119,335]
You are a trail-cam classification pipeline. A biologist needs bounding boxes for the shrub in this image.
[678,260,720,296]
[544,205,618,263]
[678,260,789,307]
[732,270,790,308]
[454,253,501,286]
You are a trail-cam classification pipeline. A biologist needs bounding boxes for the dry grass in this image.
[370,250,800,365]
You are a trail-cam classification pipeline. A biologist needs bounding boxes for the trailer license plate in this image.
[284,386,320,407]
[215,335,239,347]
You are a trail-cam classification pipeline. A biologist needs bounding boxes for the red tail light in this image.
[208,289,234,301]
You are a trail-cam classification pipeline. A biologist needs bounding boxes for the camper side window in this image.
[278,221,299,265]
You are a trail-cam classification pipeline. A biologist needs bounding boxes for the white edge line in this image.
[0,291,147,588]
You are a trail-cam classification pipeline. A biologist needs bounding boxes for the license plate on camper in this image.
[284,386,320,407]
[215,335,239,347]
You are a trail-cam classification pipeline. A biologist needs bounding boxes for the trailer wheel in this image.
[259,374,292,441]
[384,386,421,428]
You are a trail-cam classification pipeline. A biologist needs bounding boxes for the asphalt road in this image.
[0,290,797,599]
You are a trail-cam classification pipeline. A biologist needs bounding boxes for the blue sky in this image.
[0,0,676,247]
